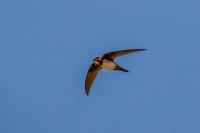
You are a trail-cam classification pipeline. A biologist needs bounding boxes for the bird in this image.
[85,49,146,96]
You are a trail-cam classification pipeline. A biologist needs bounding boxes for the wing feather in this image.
[85,63,102,96]
[102,49,146,61]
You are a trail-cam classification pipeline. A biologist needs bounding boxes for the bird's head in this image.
[93,56,102,65]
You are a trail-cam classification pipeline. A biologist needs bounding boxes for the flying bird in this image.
[85,49,146,95]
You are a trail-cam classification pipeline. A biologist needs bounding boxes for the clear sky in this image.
[1,0,200,133]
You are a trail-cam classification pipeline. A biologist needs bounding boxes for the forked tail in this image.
[115,64,129,72]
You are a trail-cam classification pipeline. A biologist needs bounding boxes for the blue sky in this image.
[1,0,200,133]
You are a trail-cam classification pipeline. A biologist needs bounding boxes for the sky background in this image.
[1,0,200,133]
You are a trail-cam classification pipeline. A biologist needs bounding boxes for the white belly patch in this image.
[101,60,116,70]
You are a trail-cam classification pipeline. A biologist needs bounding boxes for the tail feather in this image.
[115,64,129,72]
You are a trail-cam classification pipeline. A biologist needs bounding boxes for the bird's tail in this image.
[115,64,129,72]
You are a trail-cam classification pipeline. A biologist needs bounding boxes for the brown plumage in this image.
[102,49,146,61]
[85,64,102,96]
[85,49,146,95]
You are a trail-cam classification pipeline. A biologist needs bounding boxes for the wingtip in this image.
[86,91,89,96]
[141,49,147,51]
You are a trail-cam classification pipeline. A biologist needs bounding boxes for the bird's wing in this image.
[85,63,102,96]
[102,49,146,61]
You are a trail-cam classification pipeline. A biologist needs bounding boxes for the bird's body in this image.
[85,49,146,95]
[101,59,116,70]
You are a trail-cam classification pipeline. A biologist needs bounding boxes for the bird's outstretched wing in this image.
[102,49,146,61]
[85,63,102,96]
